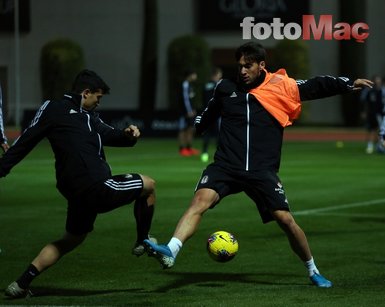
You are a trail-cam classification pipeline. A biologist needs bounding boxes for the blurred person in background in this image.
[201,67,223,163]
[178,69,200,156]
[360,75,385,154]
[0,84,9,153]
[378,87,385,149]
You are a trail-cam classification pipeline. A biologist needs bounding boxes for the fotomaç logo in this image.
[240,15,369,43]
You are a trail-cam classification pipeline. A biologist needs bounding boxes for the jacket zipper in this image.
[85,113,102,157]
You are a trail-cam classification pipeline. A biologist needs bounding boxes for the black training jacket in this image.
[195,75,354,173]
[0,94,137,198]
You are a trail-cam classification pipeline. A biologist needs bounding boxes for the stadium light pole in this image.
[14,0,21,127]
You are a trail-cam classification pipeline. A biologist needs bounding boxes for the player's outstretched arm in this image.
[94,114,139,147]
[298,76,373,101]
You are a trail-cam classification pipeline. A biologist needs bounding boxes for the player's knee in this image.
[190,193,216,213]
[54,232,87,254]
[149,177,156,194]
[196,188,219,203]
[141,174,155,188]
[141,175,156,195]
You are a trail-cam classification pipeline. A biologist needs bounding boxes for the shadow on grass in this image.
[350,217,385,224]
[1,272,307,300]
[149,271,305,293]
[3,286,145,298]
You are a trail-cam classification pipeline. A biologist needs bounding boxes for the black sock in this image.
[16,264,40,289]
[134,197,154,243]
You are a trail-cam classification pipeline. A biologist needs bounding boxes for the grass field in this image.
[1,134,385,306]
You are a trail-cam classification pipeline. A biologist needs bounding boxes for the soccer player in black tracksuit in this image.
[144,42,373,288]
[0,70,157,298]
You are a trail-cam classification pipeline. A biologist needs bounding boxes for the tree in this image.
[40,39,85,101]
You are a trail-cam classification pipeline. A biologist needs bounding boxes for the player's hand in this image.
[124,125,141,139]
[1,143,9,153]
[353,79,373,90]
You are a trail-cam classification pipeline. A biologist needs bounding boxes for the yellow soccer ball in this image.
[207,231,239,262]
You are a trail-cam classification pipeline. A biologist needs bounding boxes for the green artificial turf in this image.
[1,137,384,306]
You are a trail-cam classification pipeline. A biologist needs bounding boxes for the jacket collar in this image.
[63,92,82,104]
[63,92,97,115]
[63,93,85,112]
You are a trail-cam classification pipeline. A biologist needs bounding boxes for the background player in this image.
[178,69,200,156]
[200,67,223,162]
[0,84,9,153]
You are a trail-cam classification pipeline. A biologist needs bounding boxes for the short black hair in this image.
[235,42,266,63]
[71,69,110,94]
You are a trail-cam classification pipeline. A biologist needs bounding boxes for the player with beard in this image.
[144,42,372,288]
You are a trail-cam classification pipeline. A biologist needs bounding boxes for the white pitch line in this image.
[301,212,385,218]
[293,198,385,216]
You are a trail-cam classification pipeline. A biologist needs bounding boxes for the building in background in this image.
[0,0,384,129]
